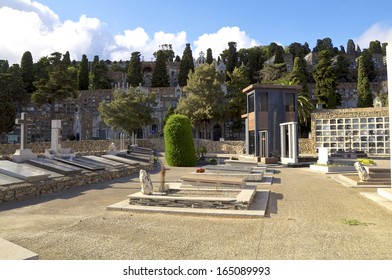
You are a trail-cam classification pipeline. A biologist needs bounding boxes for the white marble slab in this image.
[0,161,50,181]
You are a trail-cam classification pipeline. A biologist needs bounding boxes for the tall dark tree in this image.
[151,50,169,87]
[357,56,373,108]
[346,39,356,55]
[225,42,238,77]
[63,51,71,66]
[360,49,376,82]
[369,40,382,54]
[313,50,339,108]
[288,42,310,59]
[382,42,388,56]
[20,51,35,94]
[334,54,351,82]
[291,56,308,94]
[206,48,213,64]
[0,63,16,135]
[127,51,143,87]
[178,43,194,86]
[91,55,111,89]
[9,64,28,111]
[32,52,77,119]
[153,44,175,62]
[313,37,334,53]
[246,46,265,83]
[77,54,89,90]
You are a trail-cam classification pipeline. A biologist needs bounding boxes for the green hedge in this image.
[164,114,196,167]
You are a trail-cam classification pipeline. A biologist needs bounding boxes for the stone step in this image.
[378,188,392,201]
[0,237,39,260]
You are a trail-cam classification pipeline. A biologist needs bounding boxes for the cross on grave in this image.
[15,112,33,150]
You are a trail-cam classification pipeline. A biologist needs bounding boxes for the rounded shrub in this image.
[164,114,196,167]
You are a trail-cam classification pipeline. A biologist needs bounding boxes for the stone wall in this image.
[0,139,245,158]
[298,138,315,155]
[0,164,153,204]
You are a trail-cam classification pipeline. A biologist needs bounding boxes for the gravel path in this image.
[1,162,392,260]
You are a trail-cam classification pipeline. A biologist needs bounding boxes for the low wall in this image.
[0,139,245,158]
[0,164,153,204]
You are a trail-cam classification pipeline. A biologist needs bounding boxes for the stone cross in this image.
[15,112,33,150]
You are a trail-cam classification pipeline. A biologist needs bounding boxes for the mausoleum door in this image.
[259,130,268,158]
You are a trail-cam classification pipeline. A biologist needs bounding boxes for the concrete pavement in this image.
[1,158,392,260]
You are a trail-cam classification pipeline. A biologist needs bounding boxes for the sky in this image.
[1,0,392,64]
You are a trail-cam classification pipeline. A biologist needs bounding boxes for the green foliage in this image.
[360,49,376,82]
[313,50,340,108]
[91,55,112,89]
[163,105,175,127]
[369,40,382,54]
[32,52,77,118]
[346,39,356,55]
[334,54,351,82]
[357,56,373,108]
[176,63,226,127]
[206,48,213,64]
[164,114,196,167]
[20,51,35,93]
[9,64,29,110]
[341,219,368,226]
[356,158,375,166]
[98,87,156,135]
[238,46,265,83]
[0,70,16,134]
[178,43,194,86]
[127,52,143,87]
[225,42,238,78]
[77,54,89,90]
[151,50,169,87]
[258,63,287,83]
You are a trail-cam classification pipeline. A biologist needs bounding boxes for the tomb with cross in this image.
[44,119,75,159]
[12,112,37,163]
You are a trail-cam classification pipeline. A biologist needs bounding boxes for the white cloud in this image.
[105,28,187,62]
[193,26,259,59]
[355,23,392,49]
[0,0,102,64]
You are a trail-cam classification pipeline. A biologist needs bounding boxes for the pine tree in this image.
[77,54,89,90]
[178,43,194,86]
[313,50,339,108]
[357,56,373,107]
[20,51,35,94]
[206,48,213,64]
[151,50,169,87]
[127,51,143,87]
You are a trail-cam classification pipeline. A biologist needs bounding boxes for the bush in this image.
[164,114,196,167]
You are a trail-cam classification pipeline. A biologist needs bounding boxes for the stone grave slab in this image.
[203,164,266,174]
[224,159,261,167]
[27,158,83,175]
[55,157,105,171]
[0,173,24,186]
[101,154,144,166]
[0,161,50,182]
[117,152,152,162]
[180,174,246,189]
[75,156,113,169]
[0,237,39,260]
[193,171,263,182]
[83,155,127,167]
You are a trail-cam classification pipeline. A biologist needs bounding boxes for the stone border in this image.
[128,185,256,210]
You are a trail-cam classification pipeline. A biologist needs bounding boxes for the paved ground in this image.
[0,156,392,260]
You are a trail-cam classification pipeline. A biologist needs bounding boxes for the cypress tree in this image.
[206,48,213,64]
[20,51,35,93]
[127,51,143,87]
[151,50,169,87]
[77,54,89,90]
[357,56,373,107]
[178,43,194,86]
[226,42,238,76]
[63,51,71,66]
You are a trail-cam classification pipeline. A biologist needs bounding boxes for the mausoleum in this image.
[242,84,301,163]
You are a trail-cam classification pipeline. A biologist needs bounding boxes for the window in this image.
[285,93,295,112]
[257,92,268,111]
[248,93,255,113]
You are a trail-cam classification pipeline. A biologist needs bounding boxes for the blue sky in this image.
[1,0,392,64]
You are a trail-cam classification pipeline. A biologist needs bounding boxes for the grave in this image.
[12,113,37,163]
[0,173,23,186]
[108,169,270,217]
[83,155,127,167]
[101,154,150,167]
[27,158,83,175]
[0,161,50,181]
[55,157,105,171]
[44,120,75,159]
[180,174,246,189]
[309,148,356,173]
